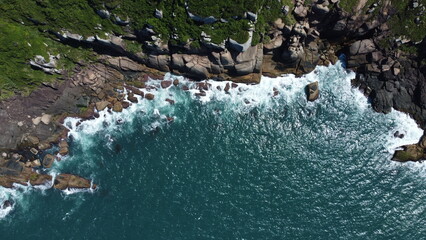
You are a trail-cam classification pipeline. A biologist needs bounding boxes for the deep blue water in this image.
[1,64,426,239]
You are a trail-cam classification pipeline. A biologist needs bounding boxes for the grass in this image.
[388,0,426,42]
[0,0,424,99]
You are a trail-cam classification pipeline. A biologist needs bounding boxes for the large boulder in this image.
[392,144,424,162]
[350,39,376,55]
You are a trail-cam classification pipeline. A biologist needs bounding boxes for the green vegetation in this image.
[388,0,426,42]
[0,0,424,99]
[338,0,376,14]
[29,173,39,181]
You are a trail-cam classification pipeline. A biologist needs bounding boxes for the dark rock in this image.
[161,80,172,88]
[145,93,155,100]
[173,79,179,86]
[195,91,207,97]
[165,98,175,105]
[122,101,130,109]
[372,89,393,113]
[224,83,230,93]
[2,200,13,209]
[127,93,138,103]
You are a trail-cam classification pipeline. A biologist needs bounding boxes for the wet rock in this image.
[54,173,96,190]
[306,81,319,101]
[145,93,155,100]
[127,93,138,103]
[122,101,130,109]
[165,98,175,105]
[394,131,405,139]
[2,200,13,209]
[392,144,424,162]
[195,91,207,97]
[96,101,110,111]
[224,83,230,93]
[43,154,55,168]
[161,80,172,88]
[173,79,179,86]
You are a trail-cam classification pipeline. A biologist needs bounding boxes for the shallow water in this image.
[1,63,425,239]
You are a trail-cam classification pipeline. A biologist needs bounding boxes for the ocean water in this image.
[1,63,426,239]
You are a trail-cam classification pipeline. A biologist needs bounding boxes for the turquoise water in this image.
[1,63,426,239]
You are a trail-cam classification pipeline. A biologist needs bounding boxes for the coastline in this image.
[1,0,426,206]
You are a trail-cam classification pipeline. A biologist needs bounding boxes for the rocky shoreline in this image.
[1,0,426,204]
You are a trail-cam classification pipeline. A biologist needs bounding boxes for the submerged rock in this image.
[306,81,319,101]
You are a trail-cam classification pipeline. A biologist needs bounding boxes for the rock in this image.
[394,131,405,139]
[43,154,55,168]
[161,80,172,88]
[59,140,68,149]
[189,65,209,79]
[154,9,163,19]
[1,152,7,158]
[17,121,24,127]
[165,98,175,105]
[372,89,393,113]
[113,102,123,112]
[173,79,179,86]
[306,81,319,101]
[195,91,207,97]
[224,83,231,93]
[350,39,376,55]
[273,18,285,29]
[392,144,424,162]
[31,159,41,167]
[264,35,284,51]
[127,93,138,103]
[40,114,52,125]
[294,3,308,18]
[419,134,426,148]
[2,200,13,209]
[59,147,69,156]
[11,153,22,162]
[30,148,38,155]
[122,101,130,109]
[96,9,110,19]
[246,11,257,21]
[145,93,155,100]
[282,5,290,15]
[23,135,40,147]
[393,67,400,76]
[96,101,110,111]
[32,117,42,125]
[54,173,96,190]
